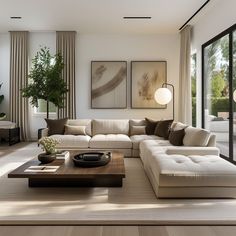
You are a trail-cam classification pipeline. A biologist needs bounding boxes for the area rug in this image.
[0,142,236,225]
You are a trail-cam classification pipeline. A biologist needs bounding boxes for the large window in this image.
[34,99,56,114]
[191,53,197,127]
[202,24,236,161]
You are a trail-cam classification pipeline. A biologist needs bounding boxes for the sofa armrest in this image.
[38,128,49,140]
[207,134,216,147]
[166,147,220,156]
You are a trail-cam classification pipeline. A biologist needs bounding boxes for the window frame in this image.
[32,100,57,117]
[201,23,236,162]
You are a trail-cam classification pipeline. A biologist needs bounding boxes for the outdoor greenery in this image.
[37,99,56,113]
[191,53,196,127]
[192,97,196,126]
[192,33,236,126]
[205,35,233,116]
[207,97,229,116]
[22,47,68,118]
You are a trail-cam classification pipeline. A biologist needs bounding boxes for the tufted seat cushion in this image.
[149,153,236,187]
[89,134,132,149]
[51,135,91,148]
[130,135,164,150]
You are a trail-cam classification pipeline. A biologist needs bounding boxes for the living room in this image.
[0,0,236,235]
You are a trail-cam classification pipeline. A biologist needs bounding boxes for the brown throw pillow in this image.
[45,118,68,136]
[168,129,185,146]
[145,118,159,135]
[64,125,86,135]
[154,119,173,139]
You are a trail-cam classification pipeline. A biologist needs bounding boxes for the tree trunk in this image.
[46,100,49,119]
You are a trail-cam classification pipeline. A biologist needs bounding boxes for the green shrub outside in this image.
[192,97,196,127]
[206,97,229,116]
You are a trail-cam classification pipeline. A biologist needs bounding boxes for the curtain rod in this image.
[179,0,210,31]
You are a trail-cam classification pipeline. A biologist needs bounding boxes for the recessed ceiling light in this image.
[10,16,22,19]
[123,16,151,19]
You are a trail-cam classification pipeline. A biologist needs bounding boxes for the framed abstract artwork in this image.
[91,61,127,108]
[131,61,167,108]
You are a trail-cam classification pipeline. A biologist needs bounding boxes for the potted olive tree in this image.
[22,47,68,118]
[0,83,6,120]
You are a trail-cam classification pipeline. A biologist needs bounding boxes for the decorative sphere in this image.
[154,88,172,105]
[234,90,236,102]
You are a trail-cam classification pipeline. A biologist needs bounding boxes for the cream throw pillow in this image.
[130,126,146,136]
[64,125,86,135]
[183,126,211,147]
[172,122,188,131]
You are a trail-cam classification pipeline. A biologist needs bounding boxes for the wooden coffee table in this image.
[8,151,125,187]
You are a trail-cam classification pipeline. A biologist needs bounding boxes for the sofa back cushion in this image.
[183,126,211,147]
[92,119,129,135]
[129,119,146,136]
[67,119,92,136]
[129,119,146,127]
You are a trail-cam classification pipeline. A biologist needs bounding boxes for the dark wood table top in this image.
[8,151,125,179]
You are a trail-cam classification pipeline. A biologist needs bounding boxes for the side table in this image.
[0,127,20,145]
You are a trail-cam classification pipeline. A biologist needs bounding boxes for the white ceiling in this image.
[0,0,212,34]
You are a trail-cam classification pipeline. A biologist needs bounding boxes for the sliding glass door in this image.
[233,30,236,160]
[202,24,236,161]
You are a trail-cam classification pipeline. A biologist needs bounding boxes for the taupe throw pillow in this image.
[130,126,146,136]
[45,118,68,136]
[168,129,185,146]
[64,125,86,135]
[145,118,159,135]
[154,119,173,139]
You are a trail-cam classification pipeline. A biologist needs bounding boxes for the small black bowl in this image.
[38,153,56,164]
[73,152,111,167]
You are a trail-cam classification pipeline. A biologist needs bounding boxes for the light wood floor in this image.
[1,142,236,227]
[0,226,236,236]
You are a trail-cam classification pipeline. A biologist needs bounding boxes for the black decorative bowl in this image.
[73,152,111,167]
[38,153,56,164]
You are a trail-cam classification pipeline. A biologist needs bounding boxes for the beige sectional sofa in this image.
[40,119,218,157]
[40,118,236,198]
[41,119,168,157]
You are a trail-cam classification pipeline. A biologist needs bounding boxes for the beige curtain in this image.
[9,31,29,141]
[178,25,192,125]
[56,31,76,119]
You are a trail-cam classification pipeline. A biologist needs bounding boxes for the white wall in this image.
[76,34,180,120]
[0,33,10,118]
[0,32,180,140]
[191,0,236,127]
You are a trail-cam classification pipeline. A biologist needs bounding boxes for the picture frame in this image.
[131,61,167,109]
[91,61,127,109]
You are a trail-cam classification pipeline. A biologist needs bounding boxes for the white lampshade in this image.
[234,90,236,102]
[154,87,172,105]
